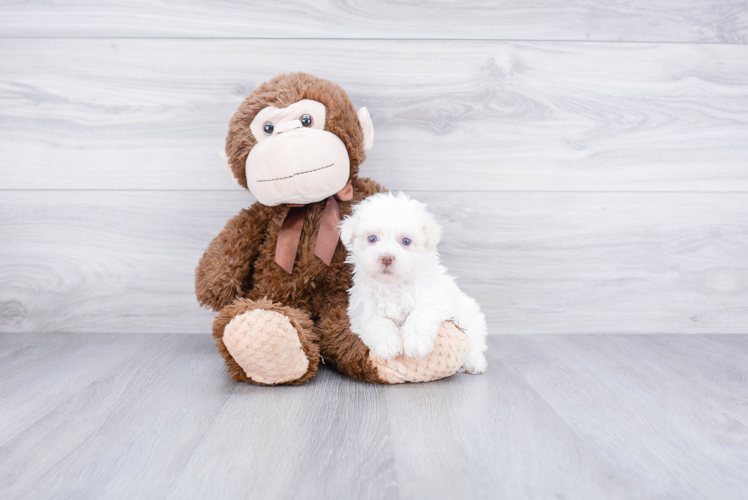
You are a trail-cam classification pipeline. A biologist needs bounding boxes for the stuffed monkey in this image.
[196,73,468,385]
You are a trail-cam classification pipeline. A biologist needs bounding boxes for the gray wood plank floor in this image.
[1,334,746,500]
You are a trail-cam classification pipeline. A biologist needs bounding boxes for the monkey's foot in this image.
[371,321,467,384]
[222,309,310,385]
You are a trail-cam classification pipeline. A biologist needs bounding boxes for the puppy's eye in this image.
[401,237,412,246]
[263,122,275,135]
[367,235,378,243]
[300,114,313,127]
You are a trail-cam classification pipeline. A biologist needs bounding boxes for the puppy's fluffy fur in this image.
[340,192,488,374]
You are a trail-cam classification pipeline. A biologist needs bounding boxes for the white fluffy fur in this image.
[340,192,488,374]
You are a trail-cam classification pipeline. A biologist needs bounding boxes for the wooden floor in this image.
[1,334,746,500]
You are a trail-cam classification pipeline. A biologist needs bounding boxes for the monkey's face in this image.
[224,73,374,204]
[245,99,368,206]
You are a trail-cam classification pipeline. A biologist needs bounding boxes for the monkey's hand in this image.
[195,203,270,311]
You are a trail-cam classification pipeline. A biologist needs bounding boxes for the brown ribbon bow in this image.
[275,180,354,274]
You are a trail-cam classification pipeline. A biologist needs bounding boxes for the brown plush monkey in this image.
[196,73,467,385]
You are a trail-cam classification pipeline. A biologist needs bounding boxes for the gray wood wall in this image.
[1,1,747,335]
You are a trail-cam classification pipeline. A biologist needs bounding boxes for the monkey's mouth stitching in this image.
[256,163,334,183]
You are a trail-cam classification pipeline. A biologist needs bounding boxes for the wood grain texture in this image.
[498,334,748,499]
[168,360,398,500]
[1,333,747,500]
[0,333,153,446]
[2,39,748,191]
[1,1,747,42]
[1,190,746,335]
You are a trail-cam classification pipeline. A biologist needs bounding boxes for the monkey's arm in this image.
[195,202,271,312]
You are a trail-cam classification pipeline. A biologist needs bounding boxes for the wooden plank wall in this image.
[1,2,747,335]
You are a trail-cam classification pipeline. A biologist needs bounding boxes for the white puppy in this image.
[339,192,488,374]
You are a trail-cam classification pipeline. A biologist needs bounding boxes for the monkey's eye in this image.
[367,235,378,244]
[401,237,412,246]
[300,114,313,127]
[263,122,275,135]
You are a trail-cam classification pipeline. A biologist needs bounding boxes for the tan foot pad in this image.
[223,309,309,385]
[372,322,468,384]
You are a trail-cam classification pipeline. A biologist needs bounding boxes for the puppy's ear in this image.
[423,211,442,250]
[339,214,356,247]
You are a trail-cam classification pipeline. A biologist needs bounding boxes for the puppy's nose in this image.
[381,255,395,266]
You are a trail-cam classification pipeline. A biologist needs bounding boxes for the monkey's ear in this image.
[220,150,242,186]
[357,107,374,151]
[339,215,357,247]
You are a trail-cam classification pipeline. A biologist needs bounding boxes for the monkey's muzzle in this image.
[245,127,350,207]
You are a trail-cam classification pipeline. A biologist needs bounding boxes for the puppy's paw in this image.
[368,333,404,360]
[402,334,435,359]
[461,350,487,374]
[400,320,438,359]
